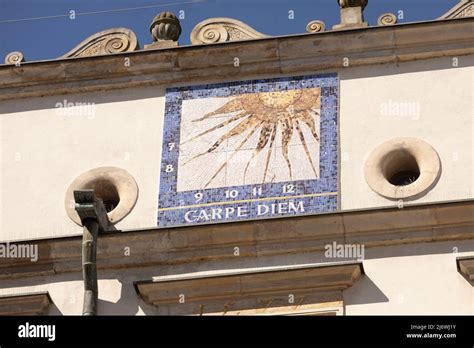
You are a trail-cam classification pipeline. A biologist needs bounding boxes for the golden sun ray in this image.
[181,110,249,145]
[183,115,258,165]
[262,123,277,182]
[194,98,243,122]
[295,120,319,178]
[280,117,294,180]
[301,110,320,142]
[203,120,264,188]
[243,122,273,181]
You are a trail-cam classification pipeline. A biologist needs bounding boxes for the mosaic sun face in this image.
[177,88,321,191]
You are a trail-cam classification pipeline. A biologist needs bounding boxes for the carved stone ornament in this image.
[150,11,181,42]
[145,11,181,49]
[4,51,25,65]
[190,18,269,45]
[306,20,326,33]
[59,27,138,58]
[439,0,473,19]
[338,0,368,9]
[377,13,397,26]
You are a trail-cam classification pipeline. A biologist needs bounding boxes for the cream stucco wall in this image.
[0,56,473,242]
[339,58,474,210]
[0,87,166,241]
[344,242,474,315]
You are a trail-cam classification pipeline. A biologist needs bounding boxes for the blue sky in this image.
[0,0,460,62]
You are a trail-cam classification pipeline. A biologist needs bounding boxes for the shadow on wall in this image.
[46,302,64,315]
[343,274,389,307]
[97,278,158,315]
[0,271,159,315]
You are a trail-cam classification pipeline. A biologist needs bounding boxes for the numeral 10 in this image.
[225,190,238,199]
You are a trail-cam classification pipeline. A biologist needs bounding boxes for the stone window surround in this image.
[134,262,363,315]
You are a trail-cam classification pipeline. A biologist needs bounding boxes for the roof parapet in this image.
[2,1,473,65]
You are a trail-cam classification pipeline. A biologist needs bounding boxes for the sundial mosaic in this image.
[158,73,339,227]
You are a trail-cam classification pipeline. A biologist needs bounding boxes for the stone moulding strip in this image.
[0,291,53,315]
[0,18,472,101]
[0,199,473,281]
[134,262,363,308]
[457,256,474,282]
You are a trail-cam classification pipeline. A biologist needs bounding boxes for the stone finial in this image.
[378,13,397,26]
[4,51,25,65]
[145,11,182,49]
[334,0,369,30]
[306,20,326,33]
[338,0,368,9]
[190,18,269,45]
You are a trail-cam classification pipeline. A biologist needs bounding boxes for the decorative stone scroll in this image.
[4,51,25,65]
[439,0,473,19]
[306,20,326,33]
[190,18,269,45]
[377,13,397,26]
[59,27,138,58]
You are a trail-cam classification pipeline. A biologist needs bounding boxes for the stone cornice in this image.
[0,292,52,315]
[0,18,472,102]
[1,199,473,281]
[134,262,363,313]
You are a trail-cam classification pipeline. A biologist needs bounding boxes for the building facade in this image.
[0,0,473,315]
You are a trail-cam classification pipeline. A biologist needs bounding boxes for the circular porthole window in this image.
[65,167,138,225]
[364,138,440,200]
